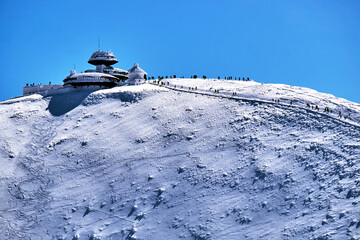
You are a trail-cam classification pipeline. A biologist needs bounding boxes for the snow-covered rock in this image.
[0,79,359,239]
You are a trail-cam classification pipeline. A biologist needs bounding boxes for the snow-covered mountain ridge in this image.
[152,78,360,126]
[0,79,359,239]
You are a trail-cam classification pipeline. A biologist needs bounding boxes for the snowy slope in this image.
[0,80,360,240]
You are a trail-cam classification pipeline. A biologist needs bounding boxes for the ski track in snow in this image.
[0,80,359,239]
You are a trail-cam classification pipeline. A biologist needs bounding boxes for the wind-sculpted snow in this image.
[0,81,359,239]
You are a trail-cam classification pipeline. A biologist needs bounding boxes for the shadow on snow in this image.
[46,90,95,116]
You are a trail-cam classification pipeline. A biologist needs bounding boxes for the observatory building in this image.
[23,48,148,96]
[63,50,129,87]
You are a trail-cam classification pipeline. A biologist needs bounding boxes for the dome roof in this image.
[63,72,119,87]
[128,63,147,75]
[65,72,118,79]
[128,63,147,83]
[88,51,118,66]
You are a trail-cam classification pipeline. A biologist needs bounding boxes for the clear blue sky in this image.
[0,0,359,103]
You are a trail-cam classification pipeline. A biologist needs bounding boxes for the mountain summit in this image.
[0,79,359,239]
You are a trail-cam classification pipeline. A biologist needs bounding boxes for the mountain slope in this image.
[0,80,359,239]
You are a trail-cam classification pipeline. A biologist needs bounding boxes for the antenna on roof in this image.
[98,38,100,51]
[74,64,75,70]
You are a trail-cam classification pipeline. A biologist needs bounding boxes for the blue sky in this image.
[0,0,359,103]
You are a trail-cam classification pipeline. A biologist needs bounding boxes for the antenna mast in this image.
[98,38,100,51]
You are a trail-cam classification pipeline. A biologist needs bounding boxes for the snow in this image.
[65,72,119,79]
[112,68,129,74]
[128,63,147,75]
[0,79,360,239]
[155,78,360,126]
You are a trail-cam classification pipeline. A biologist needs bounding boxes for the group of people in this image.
[152,80,349,121]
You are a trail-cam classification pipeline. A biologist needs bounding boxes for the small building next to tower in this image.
[128,63,147,85]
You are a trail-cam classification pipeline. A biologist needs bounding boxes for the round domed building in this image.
[88,51,118,66]
[63,70,120,87]
[63,50,129,87]
[87,51,129,81]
